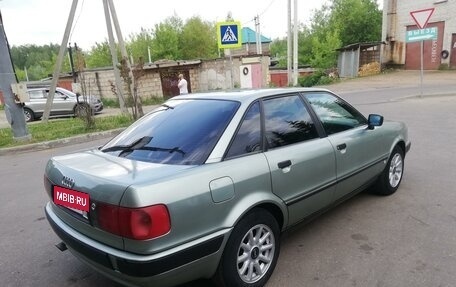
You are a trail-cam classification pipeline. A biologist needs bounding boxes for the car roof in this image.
[170,87,332,104]
[27,87,67,92]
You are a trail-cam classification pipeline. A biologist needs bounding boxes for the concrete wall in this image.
[382,0,456,68]
[74,55,271,100]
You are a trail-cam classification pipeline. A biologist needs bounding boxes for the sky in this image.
[0,0,381,51]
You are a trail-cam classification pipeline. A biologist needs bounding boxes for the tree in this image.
[310,29,341,69]
[11,44,72,81]
[127,28,153,63]
[151,14,183,60]
[292,0,381,69]
[297,27,314,67]
[329,0,382,47]
[74,48,96,129]
[85,41,113,68]
[269,38,287,68]
[179,16,218,60]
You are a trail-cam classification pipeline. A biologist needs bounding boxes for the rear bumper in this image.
[45,202,230,287]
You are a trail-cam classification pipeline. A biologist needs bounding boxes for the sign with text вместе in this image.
[217,21,242,49]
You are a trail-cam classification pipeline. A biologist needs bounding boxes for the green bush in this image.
[317,75,334,85]
[298,70,326,87]
[298,70,337,87]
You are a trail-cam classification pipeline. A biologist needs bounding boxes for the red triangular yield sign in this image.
[410,8,435,29]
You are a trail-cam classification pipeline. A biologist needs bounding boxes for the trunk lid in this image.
[45,148,194,249]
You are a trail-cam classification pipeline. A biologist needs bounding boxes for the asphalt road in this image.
[1,78,456,286]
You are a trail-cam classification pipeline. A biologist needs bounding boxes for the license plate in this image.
[53,186,90,213]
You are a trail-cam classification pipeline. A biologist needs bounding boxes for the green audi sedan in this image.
[44,88,411,287]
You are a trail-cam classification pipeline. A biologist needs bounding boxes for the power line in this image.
[243,0,276,26]
[259,0,276,17]
[69,0,85,44]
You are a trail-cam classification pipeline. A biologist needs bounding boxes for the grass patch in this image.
[101,98,120,108]
[0,114,133,148]
[102,96,164,108]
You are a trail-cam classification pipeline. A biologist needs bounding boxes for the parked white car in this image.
[23,87,103,122]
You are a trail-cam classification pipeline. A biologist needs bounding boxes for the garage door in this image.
[405,21,445,70]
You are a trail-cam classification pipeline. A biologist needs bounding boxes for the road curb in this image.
[0,128,124,156]
[396,92,456,101]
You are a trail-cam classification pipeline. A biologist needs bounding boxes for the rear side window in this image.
[225,101,261,159]
[305,92,367,135]
[102,99,240,165]
[263,95,319,149]
[28,90,44,99]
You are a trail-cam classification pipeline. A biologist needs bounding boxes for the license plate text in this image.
[54,186,89,212]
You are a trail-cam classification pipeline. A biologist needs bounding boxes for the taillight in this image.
[97,203,171,240]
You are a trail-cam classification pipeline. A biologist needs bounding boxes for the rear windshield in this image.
[101,99,240,165]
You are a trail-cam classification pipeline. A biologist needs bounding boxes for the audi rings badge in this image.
[61,176,75,189]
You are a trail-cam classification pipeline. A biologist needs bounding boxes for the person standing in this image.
[178,73,188,95]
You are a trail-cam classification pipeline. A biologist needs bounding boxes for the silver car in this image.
[44,88,410,287]
[23,87,103,122]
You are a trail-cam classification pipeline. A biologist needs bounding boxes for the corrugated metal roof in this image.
[336,41,385,51]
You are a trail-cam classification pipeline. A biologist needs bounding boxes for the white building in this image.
[382,0,456,69]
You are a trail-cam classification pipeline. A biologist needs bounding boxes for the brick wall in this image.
[382,0,456,67]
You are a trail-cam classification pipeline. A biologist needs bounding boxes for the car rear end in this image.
[43,97,248,286]
[44,149,233,287]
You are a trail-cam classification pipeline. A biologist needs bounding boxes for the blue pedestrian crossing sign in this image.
[217,21,242,49]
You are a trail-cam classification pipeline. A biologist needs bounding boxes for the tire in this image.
[215,208,280,287]
[373,145,404,196]
[23,108,34,122]
[74,103,91,118]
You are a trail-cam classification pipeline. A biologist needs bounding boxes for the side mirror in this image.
[367,114,383,130]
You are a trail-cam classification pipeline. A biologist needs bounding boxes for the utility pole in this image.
[254,15,262,55]
[108,0,142,118]
[287,0,292,86]
[105,0,141,115]
[44,0,132,120]
[102,0,128,114]
[42,0,78,122]
[293,0,298,86]
[287,0,299,86]
[0,11,30,141]
[68,43,77,83]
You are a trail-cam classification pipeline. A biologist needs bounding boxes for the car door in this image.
[27,89,47,114]
[46,89,74,115]
[304,92,388,203]
[261,94,336,226]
